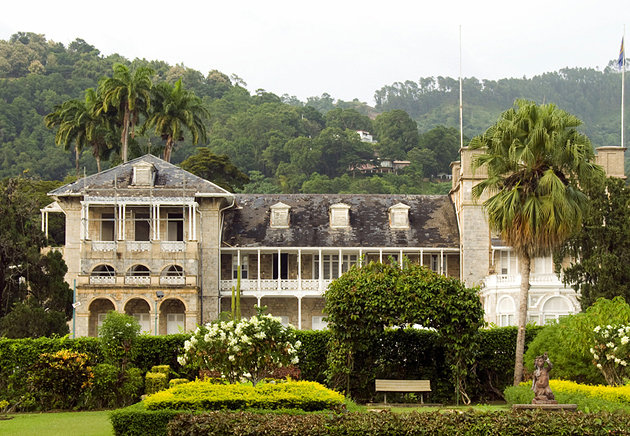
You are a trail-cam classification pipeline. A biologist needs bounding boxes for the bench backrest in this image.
[375,379,431,392]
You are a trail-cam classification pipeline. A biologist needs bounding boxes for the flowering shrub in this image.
[590,324,630,385]
[99,311,141,370]
[178,311,300,386]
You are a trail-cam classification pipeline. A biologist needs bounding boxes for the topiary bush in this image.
[144,380,345,412]
[146,372,168,395]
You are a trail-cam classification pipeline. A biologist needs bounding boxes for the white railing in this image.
[127,241,151,252]
[219,278,333,293]
[90,275,116,285]
[92,241,116,252]
[125,276,150,285]
[530,273,561,283]
[161,241,185,252]
[160,276,185,285]
[486,273,561,287]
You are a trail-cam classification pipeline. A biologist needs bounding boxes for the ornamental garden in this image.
[1,264,630,435]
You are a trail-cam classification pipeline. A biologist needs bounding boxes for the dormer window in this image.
[132,162,155,186]
[329,203,350,228]
[270,202,290,228]
[389,203,410,229]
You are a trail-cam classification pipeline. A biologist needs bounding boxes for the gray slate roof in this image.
[222,194,459,248]
[48,154,231,198]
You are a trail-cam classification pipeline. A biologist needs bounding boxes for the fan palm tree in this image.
[143,79,209,162]
[470,100,604,386]
[98,64,154,162]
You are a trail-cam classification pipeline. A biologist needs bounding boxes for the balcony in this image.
[484,273,563,288]
[219,278,332,296]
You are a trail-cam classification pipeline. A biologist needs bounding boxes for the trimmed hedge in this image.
[110,402,181,436]
[145,380,345,412]
[166,410,630,436]
[505,381,630,413]
[1,326,541,407]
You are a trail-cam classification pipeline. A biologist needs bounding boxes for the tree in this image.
[44,98,89,177]
[180,148,249,191]
[558,177,630,308]
[99,63,154,162]
[470,100,604,386]
[144,79,209,162]
[373,109,419,159]
[0,177,72,336]
[418,125,463,176]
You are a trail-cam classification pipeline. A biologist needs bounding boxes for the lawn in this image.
[0,410,112,436]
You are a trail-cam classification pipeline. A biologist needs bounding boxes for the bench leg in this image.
[384,393,387,404]
[421,394,424,404]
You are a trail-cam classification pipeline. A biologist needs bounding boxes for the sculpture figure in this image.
[531,352,557,404]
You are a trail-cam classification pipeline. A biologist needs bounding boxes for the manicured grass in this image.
[0,410,112,436]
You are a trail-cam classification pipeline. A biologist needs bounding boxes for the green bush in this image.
[99,312,141,369]
[145,373,168,395]
[144,380,345,412]
[166,410,630,436]
[295,330,328,384]
[87,364,144,409]
[27,349,93,410]
[169,379,189,388]
[110,402,181,436]
[151,365,170,375]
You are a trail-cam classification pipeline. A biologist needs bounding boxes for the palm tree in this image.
[98,64,154,162]
[45,89,117,174]
[143,79,209,162]
[45,99,88,177]
[470,100,604,386]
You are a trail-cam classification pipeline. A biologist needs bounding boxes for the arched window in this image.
[497,296,516,327]
[90,265,116,284]
[125,265,151,285]
[160,265,185,285]
[541,296,571,324]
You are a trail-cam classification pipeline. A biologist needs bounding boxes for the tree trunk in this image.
[163,136,174,163]
[96,156,101,173]
[121,108,130,163]
[75,146,80,178]
[513,252,531,386]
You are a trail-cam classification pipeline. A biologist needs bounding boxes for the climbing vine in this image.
[324,261,484,403]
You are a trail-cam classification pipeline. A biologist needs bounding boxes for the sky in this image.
[1,1,627,105]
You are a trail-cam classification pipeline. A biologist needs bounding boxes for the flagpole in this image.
[622,26,626,148]
[459,25,463,150]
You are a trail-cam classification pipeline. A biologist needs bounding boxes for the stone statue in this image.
[531,352,557,404]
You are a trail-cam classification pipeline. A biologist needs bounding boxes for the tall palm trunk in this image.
[121,108,130,162]
[75,146,80,178]
[513,252,531,386]
[163,136,175,163]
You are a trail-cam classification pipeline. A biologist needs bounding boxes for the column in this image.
[188,204,193,241]
[277,248,281,291]
[399,249,404,269]
[338,248,342,278]
[257,249,261,292]
[297,297,302,330]
[297,249,302,291]
[318,248,323,292]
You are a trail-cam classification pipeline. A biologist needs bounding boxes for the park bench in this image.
[375,379,431,404]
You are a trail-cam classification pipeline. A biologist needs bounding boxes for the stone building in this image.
[43,145,624,336]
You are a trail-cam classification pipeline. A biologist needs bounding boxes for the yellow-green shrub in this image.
[151,365,170,375]
[168,379,189,388]
[146,372,168,395]
[548,379,630,404]
[144,380,344,412]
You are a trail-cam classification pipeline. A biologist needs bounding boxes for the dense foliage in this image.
[505,380,630,413]
[324,262,484,403]
[559,177,630,308]
[163,409,630,436]
[0,176,71,337]
[144,380,345,412]
[524,297,630,385]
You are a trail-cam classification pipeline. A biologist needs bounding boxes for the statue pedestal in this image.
[512,404,578,411]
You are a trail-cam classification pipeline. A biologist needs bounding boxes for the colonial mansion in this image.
[41,146,625,336]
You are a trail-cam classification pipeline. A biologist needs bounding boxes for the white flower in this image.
[606,342,615,348]
[621,336,629,345]
[228,355,235,361]
[607,325,613,330]
[597,363,603,369]
[603,331,610,338]
[620,360,627,366]
[593,354,599,360]
[126,323,131,327]
[255,332,266,339]
[294,340,302,349]
[615,357,621,364]
[291,356,299,365]
[177,356,187,366]
[204,333,211,342]
[184,340,192,351]
[606,354,614,361]
[241,335,251,344]
[232,345,240,352]
[594,326,601,333]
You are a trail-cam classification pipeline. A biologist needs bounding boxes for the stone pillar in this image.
[198,198,223,324]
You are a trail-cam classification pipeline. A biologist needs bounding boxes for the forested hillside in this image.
[1,32,626,193]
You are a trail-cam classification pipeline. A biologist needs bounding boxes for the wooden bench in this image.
[375,379,431,404]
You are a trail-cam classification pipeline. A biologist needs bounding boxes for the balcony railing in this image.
[92,241,116,252]
[127,241,151,252]
[160,276,186,285]
[219,278,333,294]
[125,276,151,285]
[161,241,185,252]
[89,275,116,285]
[485,273,562,287]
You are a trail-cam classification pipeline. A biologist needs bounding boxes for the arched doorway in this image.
[88,298,115,337]
[159,298,186,335]
[124,298,151,334]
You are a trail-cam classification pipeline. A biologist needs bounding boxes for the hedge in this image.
[110,402,182,436]
[1,326,541,407]
[505,380,630,413]
[144,380,345,412]
[166,409,630,436]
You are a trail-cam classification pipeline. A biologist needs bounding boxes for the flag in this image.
[619,37,625,70]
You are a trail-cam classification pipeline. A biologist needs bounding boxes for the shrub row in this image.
[504,381,630,413]
[164,410,630,436]
[1,326,541,406]
[110,402,181,436]
[144,380,345,412]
